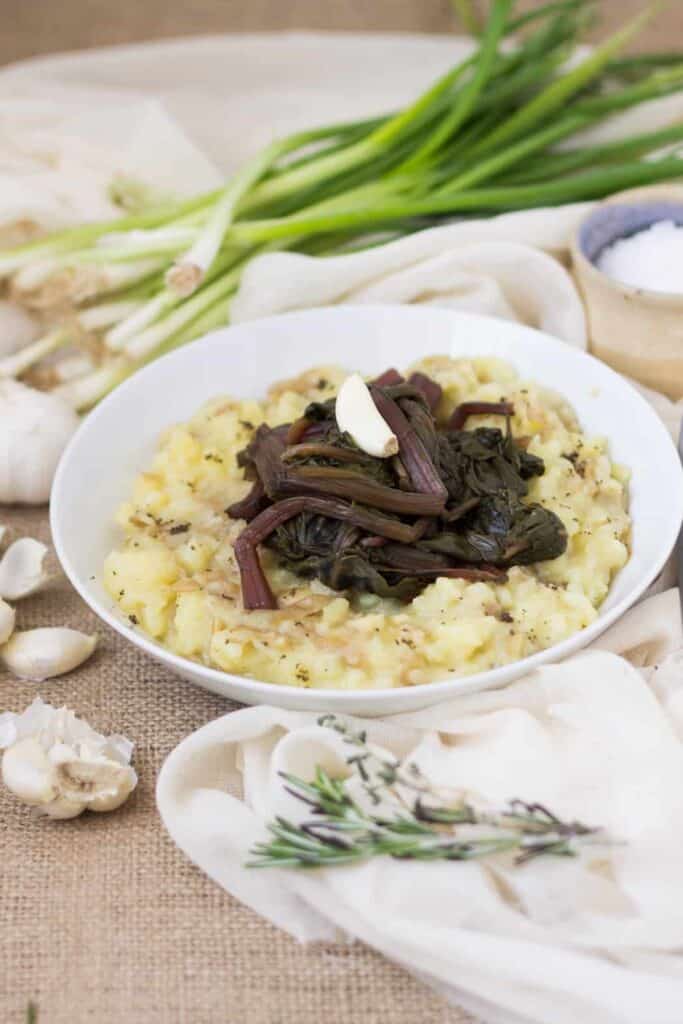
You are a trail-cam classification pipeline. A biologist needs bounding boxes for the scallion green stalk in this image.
[1,0,680,409]
[400,0,511,170]
[466,3,666,160]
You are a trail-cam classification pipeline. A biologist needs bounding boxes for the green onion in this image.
[400,0,511,171]
[0,0,680,407]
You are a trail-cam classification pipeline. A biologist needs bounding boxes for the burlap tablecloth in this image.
[0,503,474,1023]
[2,4,682,1018]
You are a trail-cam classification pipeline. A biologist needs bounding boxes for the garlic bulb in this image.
[0,380,79,503]
[335,373,398,458]
[0,537,50,599]
[0,697,137,819]
[1,627,97,681]
[0,598,15,645]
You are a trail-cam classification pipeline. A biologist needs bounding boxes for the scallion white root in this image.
[0,330,68,378]
[166,140,286,297]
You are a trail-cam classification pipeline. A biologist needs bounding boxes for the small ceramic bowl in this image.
[571,186,683,400]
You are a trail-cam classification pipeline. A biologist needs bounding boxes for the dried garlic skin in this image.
[0,537,50,600]
[1,627,97,681]
[0,698,137,819]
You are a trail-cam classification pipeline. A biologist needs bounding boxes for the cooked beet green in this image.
[448,400,515,431]
[407,372,443,413]
[370,387,448,501]
[226,478,267,521]
[230,369,568,610]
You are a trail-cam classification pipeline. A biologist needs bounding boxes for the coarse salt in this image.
[596,219,683,294]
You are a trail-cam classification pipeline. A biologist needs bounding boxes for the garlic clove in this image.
[50,743,137,813]
[88,776,137,813]
[1,736,58,806]
[0,598,15,645]
[335,373,399,458]
[1,627,97,682]
[0,524,7,548]
[40,794,87,820]
[0,698,137,819]
[0,537,50,600]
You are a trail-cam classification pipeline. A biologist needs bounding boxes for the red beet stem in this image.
[371,387,448,503]
[449,401,514,431]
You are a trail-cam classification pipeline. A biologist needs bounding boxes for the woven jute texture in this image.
[0,504,475,1024]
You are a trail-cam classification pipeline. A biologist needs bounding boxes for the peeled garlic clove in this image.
[0,524,7,548]
[1,736,58,805]
[1,627,97,682]
[0,598,15,645]
[335,373,399,458]
[0,537,50,600]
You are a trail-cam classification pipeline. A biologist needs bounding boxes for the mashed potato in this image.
[104,357,630,689]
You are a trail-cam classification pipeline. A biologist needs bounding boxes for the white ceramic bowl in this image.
[51,305,683,714]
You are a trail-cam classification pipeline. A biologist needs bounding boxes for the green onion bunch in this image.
[1,0,682,408]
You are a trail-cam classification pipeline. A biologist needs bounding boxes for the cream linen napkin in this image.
[157,590,683,1024]
[231,212,591,346]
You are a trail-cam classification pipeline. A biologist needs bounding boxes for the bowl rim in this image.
[50,304,683,708]
[572,198,683,306]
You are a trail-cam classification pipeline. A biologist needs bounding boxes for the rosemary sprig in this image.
[247,717,603,870]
